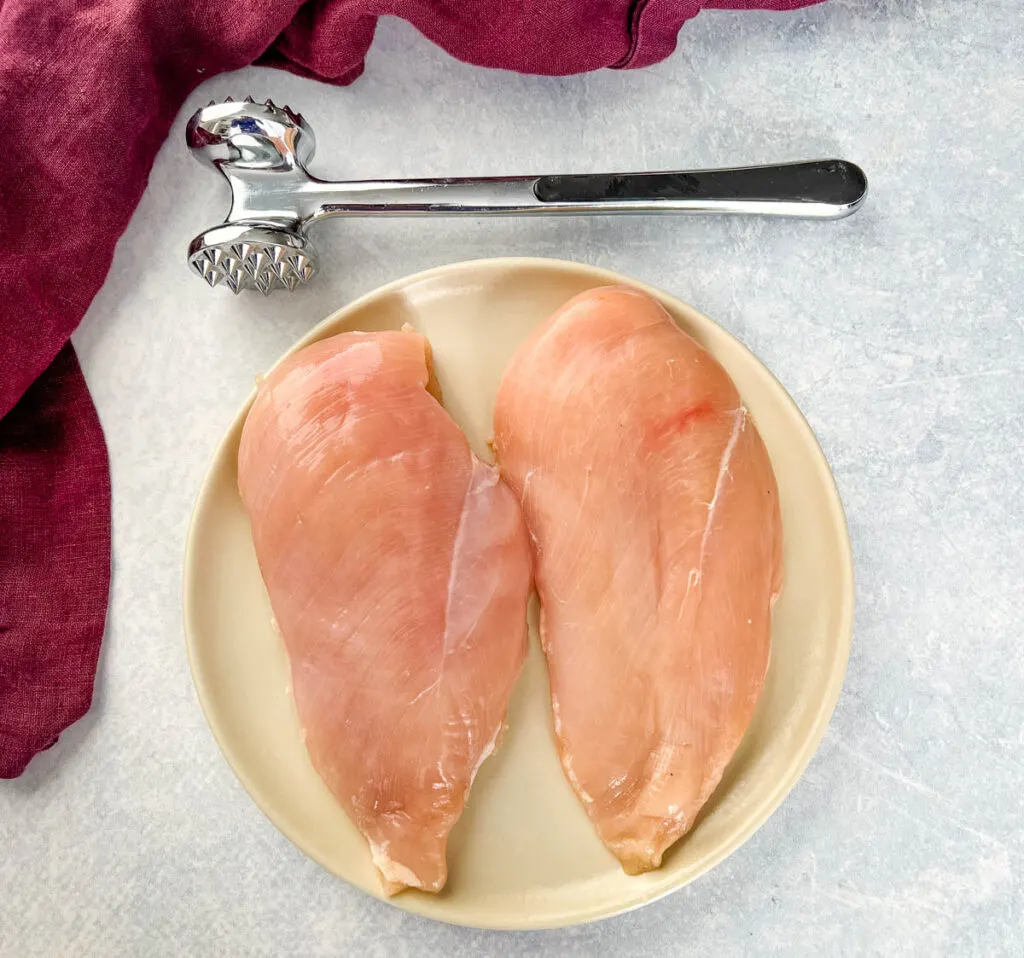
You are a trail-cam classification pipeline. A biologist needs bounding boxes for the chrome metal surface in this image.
[186,99,868,293]
[187,224,315,295]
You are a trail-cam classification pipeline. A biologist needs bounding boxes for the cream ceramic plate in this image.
[184,258,853,930]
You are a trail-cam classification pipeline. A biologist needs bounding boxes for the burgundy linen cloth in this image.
[0,0,823,777]
[0,347,111,776]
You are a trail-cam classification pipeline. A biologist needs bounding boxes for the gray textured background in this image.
[3,1,1023,954]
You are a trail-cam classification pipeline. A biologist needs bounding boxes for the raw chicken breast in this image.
[238,329,531,895]
[493,286,782,875]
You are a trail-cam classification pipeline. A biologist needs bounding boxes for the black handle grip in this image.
[534,160,867,208]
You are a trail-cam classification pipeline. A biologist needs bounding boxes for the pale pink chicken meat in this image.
[493,286,782,875]
[238,329,531,895]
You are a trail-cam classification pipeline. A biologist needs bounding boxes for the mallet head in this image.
[186,98,318,294]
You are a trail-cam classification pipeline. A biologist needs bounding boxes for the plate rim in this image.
[183,255,855,930]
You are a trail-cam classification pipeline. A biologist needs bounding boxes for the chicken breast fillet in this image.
[493,286,782,874]
[239,328,532,894]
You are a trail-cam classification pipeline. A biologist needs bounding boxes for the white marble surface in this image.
[3,2,1023,954]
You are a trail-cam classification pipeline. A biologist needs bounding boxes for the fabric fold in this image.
[0,345,111,778]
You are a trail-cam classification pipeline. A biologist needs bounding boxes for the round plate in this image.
[184,258,853,930]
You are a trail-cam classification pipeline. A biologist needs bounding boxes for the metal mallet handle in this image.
[304,162,866,222]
